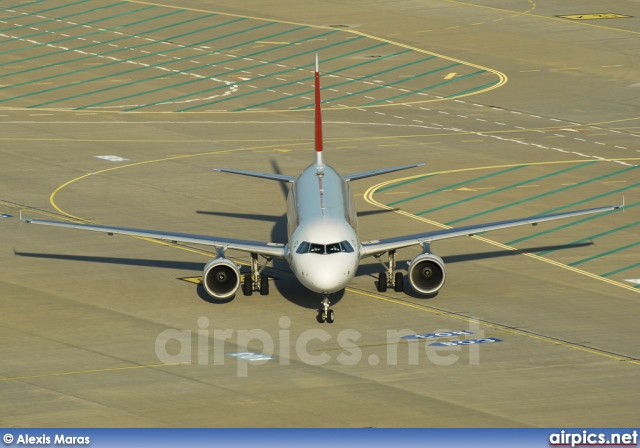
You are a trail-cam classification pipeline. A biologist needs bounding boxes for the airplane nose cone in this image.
[296,254,357,293]
[308,270,346,292]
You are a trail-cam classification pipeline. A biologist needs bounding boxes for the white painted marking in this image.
[95,155,129,162]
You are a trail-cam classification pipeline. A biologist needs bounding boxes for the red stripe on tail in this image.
[314,54,323,153]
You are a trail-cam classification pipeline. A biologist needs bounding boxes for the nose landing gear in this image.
[316,295,335,323]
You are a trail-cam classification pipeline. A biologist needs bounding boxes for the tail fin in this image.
[314,53,324,169]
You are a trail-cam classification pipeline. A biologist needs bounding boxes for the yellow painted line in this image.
[40,139,640,366]
[0,124,639,150]
[363,160,640,296]
[0,137,313,143]
[6,0,503,115]
[471,22,484,26]
[516,184,539,188]
[445,0,640,36]
[178,276,202,284]
[377,143,399,147]
[343,287,640,365]
[416,30,432,33]
[0,362,186,382]
[48,141,309,222]
[444,72,457,80]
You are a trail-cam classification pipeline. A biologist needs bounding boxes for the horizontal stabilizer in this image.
[213,167,295,183]
[343,163,425,182]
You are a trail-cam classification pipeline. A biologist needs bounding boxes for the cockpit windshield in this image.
[296,240,354,254]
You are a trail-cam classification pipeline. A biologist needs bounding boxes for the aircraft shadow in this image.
[13,251,205,271]
[355,241,594,299]
[355,241,595,278]
[14,241,592,306]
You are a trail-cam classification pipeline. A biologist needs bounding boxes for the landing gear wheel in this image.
[259,274,269,295]
[377,272,388,292]
[326,309,335,323]
[243,274,253,296]
[316,310,325,323]
[394,272,404,292]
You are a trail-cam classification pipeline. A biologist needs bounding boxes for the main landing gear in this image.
[243,253,271,296]
[375,250,404,293]
[316,294,335,324]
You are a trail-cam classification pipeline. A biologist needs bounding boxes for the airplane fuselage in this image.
[286,163,360,294]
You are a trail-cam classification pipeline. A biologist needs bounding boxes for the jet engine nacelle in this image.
[202,257,241,299]
[408,252,446,295]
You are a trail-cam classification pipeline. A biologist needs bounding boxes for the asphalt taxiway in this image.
[1,0,639,427]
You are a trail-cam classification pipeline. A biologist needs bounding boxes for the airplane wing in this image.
[212,167,296,183]
[20,217,286,258]
[343,163,425,182]
[360,203,622,257]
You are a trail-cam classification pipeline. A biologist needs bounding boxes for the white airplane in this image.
[22,55,622,323]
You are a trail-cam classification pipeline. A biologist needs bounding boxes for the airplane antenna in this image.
[314,52,324,170]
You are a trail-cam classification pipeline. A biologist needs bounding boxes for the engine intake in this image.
[202,257,241,299]
[408,252,446,295]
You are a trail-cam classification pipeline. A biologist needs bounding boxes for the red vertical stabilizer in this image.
[314,53,324,169]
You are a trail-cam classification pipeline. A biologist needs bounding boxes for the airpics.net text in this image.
[155,317,495,377]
